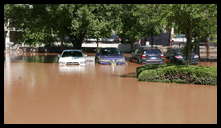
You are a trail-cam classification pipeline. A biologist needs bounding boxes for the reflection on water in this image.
[59,65,87,73]
[98,64,127,74]
[9,55,58,63]
[4,53,12,87]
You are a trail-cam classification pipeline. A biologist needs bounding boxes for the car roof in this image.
[140,47,160,50]
[100,47,118,49]
[62,49,82,52]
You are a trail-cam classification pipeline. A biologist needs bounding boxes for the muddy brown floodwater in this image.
[4,53,217,124]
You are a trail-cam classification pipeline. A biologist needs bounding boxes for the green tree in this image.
[5,4,217,56]
[169,4,217,65]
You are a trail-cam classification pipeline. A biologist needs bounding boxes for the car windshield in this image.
[100,48,121,56]
[62,51,83,57]
[144,49,161,55]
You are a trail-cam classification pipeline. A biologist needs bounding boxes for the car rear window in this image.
[144,49,161,54]
[100,48,121,56]
[62,51,83,57]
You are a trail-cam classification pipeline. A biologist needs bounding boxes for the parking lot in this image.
[4,53,217,124]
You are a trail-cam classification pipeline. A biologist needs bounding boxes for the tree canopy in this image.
[4,4,217,54]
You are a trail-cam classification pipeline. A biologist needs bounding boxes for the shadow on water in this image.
[10,55,59,63]
[119,72,137,78]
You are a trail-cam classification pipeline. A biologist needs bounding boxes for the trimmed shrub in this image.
[136,64,173,78]
[137,64,217,85]
[138,69,159,81]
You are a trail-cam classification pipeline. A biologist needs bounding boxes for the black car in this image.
[165,48,199,65]
[131,47,164,64]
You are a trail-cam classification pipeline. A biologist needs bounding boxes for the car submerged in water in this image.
[165,48,199,65]
[131,47,164,64]
[58,49,87,65]
[95,48,126,65]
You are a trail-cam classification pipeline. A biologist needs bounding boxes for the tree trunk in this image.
[130,42,133,52]
[72,37,84,49]
[205,40,209,61]
[96,37,99,52]
[186,27,192,65]
[166,23,172,46]
[72,42,75,48]
[60,40,64,51]
[196,41,200,59]
[151,33,154,48]
[75,39,82,49]
[168,30,171,47]
[96,37,99,47]
[61,40,64,47]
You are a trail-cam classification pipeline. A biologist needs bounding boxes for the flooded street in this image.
[4,53,217,124]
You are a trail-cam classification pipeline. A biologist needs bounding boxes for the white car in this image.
[58,50,87,65]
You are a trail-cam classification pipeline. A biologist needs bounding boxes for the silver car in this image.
[131,47,164,64]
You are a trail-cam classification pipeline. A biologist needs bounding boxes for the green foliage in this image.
[166,4,217,64]
[137,64,217,85]
[4,4,217,51]
[118,4,166,45]
[136,64,174,77]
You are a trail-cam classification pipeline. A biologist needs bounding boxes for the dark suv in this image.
[131,47,164,64]
[165,48,199,65]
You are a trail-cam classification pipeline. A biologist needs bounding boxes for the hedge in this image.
[137,64,217,85]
